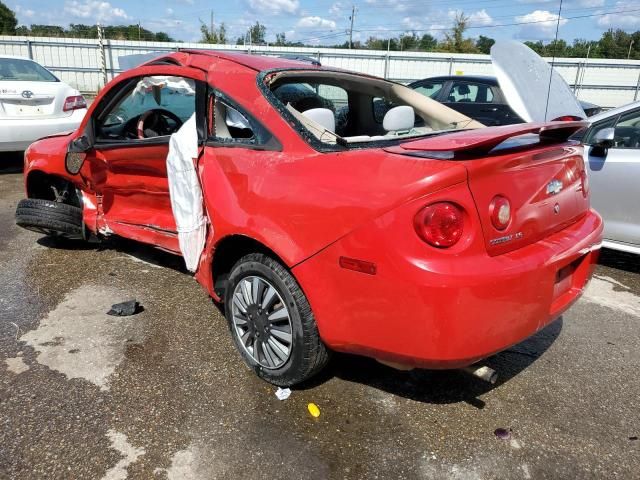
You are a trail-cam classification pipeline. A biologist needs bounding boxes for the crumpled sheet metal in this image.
[166,111,207,272]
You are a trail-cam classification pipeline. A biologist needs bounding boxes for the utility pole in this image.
[210,10,214,41]
[628,40,635,60]
[348,5,356,49]
[138,21,141,40]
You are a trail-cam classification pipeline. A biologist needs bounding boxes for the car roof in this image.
[178,49,325,72]
[411,75,499,85]
[587,100,640,123]
[0,54,35,61]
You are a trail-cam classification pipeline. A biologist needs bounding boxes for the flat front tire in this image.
[15,198,83,240]
[224,253,329,386]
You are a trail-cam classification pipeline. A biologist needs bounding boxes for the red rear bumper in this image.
[293,206,602,369]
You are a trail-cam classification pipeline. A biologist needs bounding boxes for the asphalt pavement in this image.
[1,156,639,479]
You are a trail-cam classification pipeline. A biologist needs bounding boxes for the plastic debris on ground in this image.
[307,403,321,418]
[494,428,512,440]
[275,387,291,401]
[106,300,143,317]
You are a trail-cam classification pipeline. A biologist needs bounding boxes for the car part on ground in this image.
[0,55,87,152]
[15,49,603,386]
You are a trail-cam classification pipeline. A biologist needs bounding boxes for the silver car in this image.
[580,101,640,255]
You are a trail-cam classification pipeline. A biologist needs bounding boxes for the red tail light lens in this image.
[63,95,87,112]
[489,196,511,230]
[414,202,464,248]
[552,115,582,122]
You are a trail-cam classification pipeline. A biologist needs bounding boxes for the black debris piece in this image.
[107,300,143,316]
[494,428,512,440]
[629,436,638,441]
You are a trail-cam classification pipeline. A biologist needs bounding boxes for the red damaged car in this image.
[16,51,603,386]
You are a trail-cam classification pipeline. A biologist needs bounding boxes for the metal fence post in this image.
[97,24,108,87]
[634,69,640,101]
[448,57,454,75]
[26,39,33,59]
[384,53,390,79]
[573,62,582,94]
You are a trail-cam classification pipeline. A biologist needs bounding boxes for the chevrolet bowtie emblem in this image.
[546,179,563,195]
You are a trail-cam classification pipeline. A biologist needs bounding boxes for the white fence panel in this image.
[1,36,639,108]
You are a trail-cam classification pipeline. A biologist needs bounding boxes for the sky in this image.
[6,0,640,45]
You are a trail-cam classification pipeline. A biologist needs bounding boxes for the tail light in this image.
[552,115,582,122]
[580,170,589,198]
[63,95,87,112]
[414,202,464,248]
[489,196,511,230]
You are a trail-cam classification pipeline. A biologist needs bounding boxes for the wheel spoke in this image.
[233,313,247,326]
[267,337,289,362]
[252,277,264,304]
[262,342,277,368]
[254,338,263,363]
[241,279,252,306]
[270,328,291,344]
[261,286,277,310]
[233,292,247,313]
[268,307,289,322]
[241,330,252,348]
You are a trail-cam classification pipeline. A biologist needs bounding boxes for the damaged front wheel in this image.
[15,198,84,240]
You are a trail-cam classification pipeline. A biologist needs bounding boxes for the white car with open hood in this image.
[0,55,87,152]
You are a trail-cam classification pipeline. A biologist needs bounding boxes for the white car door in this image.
[584,107,640,250]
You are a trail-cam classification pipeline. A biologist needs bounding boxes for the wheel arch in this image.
[25,170,82,207]
[211,234,291,299]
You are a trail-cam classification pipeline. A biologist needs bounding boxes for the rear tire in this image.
[224,253,330,386]
[15,198,84,240]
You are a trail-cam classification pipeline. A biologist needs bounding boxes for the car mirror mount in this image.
[65,135,92,175]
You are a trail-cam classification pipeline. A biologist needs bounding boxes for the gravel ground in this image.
[1,156,638,479]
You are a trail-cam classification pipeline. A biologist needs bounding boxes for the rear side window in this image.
[446,82,495,103]
[413,81,444,99]
[0,58,58,82]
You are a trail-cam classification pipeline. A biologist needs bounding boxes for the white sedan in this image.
[0,55,87,152]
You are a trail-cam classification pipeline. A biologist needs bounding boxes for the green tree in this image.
[199,18,226,44]
[475,35,495,54]
[0,1,17,35]
[419,34,437,51]
[275,32,287,46]
[247,21,266,44]
[440,13,478,53]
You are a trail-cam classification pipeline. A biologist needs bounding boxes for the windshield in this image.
[0,58,58,82]
[266,70,483,148]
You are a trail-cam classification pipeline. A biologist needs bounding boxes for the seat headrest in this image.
[302,108,335,133]
[383,105,415,132]
[456,84,471,95]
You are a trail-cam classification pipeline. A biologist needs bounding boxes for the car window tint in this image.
[98,76,195,141]
[612,110,640,149]
[447,82,494,103]
[413,81,444,99]
[0,58,58,82]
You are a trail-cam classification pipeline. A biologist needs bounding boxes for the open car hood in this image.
[490,41,586,123]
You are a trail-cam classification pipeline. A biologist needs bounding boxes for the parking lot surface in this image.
[1,157,639,479]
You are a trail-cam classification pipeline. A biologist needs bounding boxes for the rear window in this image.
[0,58,58,82]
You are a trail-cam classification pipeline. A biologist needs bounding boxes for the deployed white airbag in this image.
[166,112,207,272]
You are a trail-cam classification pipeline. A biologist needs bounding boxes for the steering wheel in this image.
[136,108,183,139]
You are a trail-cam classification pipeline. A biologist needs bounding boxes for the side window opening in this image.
[97,75,195,142]
[612,110,640,149]
[213,99,254,140]
[413,81,444,100]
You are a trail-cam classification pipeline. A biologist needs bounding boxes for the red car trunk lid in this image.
[387,122,590,255]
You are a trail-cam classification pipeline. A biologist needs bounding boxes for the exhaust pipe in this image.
[462,365,498,384]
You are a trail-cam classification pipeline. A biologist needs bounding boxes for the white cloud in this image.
[247,0,299,15]
[468,9,493,27]
[63,1,129,22]
[329,2,344,16]
[296,16,337,29]
[597,1,640,30]
[515,10,568,40]
[177,0,195,4]
[14,5,36,18]
[166,8,174,15]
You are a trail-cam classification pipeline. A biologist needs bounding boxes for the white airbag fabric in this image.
[166,112,207,272]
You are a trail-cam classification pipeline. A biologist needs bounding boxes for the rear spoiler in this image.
[387,121,588,158]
